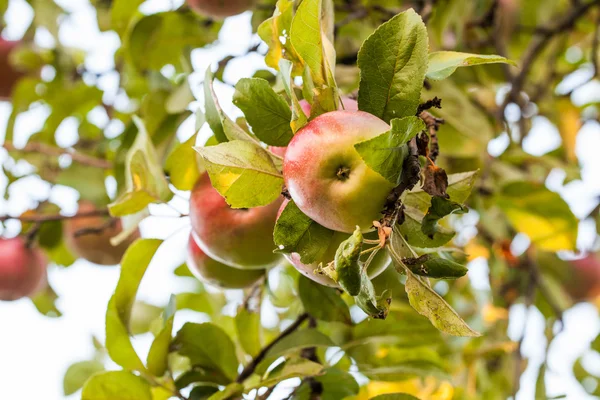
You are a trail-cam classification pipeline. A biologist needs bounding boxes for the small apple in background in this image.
[0,39,24,100]
[0,237,47,301]
[64,201,140,266]
[284,110,395,233]
[189,173,283,270]
[187,234,265,289]
[276,200,390,287]
[566,254,600,301]
[187,0,256,18]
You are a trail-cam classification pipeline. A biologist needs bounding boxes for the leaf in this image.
[290,0,335,87]
[109,117,173,216]
[400,207,455,248]
[235,306,262,357]
[354,272,391,319]
[355,116,425,183]
[257,358,324,388]
[405,171,478,213]
[426,51,516,80]
[273,199,334,264]
[257,0,301,71]
[421,196,467,238]
[129,11,221,71]
[31,284,62,318]
[195,140,284,208]
[314,368,360,400]
[279,59,308,132]
[165,132,203,191]
[105,239,162,371]
[422,163,449,198]
[497,181,578,251]
[233,78,294,146]
[63,360,105,396]
[166,79,195,114]
[81,371,152,400]
[173,322,239,382]
[357,9,429,122]
[405,256,468,279]
[206,383,244,400]
[110,0,144,36]
[55,164,109,205]
[146,296,176,377]
[370,393,422,400]
[556,99,580,162]
[298,276,352,324]
[333,227,363,296]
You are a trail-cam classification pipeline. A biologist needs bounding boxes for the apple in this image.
[283,110,395,233]
[276,200,389,287]
[0,237,47,301]
[189,173,283,270]
[0,39,23,100]
[64,201,140,266]
[566,254,600,301]
[187,0,256,18]
[299,97,358,117]
[187,234,264,289]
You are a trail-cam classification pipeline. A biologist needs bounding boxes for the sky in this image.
[0,0,599,399]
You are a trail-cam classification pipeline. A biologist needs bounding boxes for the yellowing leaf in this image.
[427,51,516,80]
[557,99,581,162]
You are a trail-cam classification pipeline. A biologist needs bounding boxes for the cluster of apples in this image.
[187,98,396,289]
[0,202,138,301]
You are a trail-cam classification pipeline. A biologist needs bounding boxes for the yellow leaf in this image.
[557,99,581,161]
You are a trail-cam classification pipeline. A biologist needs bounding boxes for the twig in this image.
[2,141,112,169]
[418,111,444,162]
[236,313,310,383]
[0,209,110,223]
[73,219,117,238]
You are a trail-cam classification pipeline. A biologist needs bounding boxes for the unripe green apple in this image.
[187,234,264,289]
[187,0,256,18]
[0,237,47,301]
[64,201,140,266]
[0,39,24,100]
[283,110,394,233]
[277,200,389,287]
[189,173,283,270]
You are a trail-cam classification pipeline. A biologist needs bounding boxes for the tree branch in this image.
[2,141,113,169]
[0,209,110,223]
[236,313,310,384]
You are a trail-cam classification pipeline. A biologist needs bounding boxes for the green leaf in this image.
[31,284,62,318]
[357,9,428,122]
[63,360,105,396]
[405,256,468,279]
[110,0,144,36]
[314,368,360,400]
[279,59,308,132]
[354,272,391,319]
[235,306,262,357]
[195,140,284,208]
[371,393,422,400]
[422,196,467,238]
[298,276,351,324]
[233,78,294,146]
[355,116,425,184]
[206,383,244,400]
[105,239,162,371]
[256,358,324,388]
[258,0,302,72]
[166,79,195,114]
[333,227,363,296]
[173,322,239,382]
[165,132,203,191]
[404,171,478,213]
[497,181,578,251]
[81,371,152,400]
[130,301,163,336]
[427,51,517,80]
[189,386,219,400]
[146,296,176,377]
[129,11,221,71]
[109,117,173,216]
[273,199,333,264]
[290,0,335,87]
[55,164,108,205]
[204,68,257,143]
[400,207,455,248]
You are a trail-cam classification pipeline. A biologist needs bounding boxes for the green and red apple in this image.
[283,110,394,233]
[0,237,47,301]
[0,39,24,99]
[189,173,283,270]
[187,234,265,289]
[64,201,140,266]
[187,0,256,18]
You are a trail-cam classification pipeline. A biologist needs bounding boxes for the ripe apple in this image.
[283,110,395,233]
[0,237,47,301]
[566,254,600,301]
[64,201,140,266]
[187,234,264,289]
[0,39,23,100]
[189,173,283,270]
[187,0,256,18]
[276,200,390,287]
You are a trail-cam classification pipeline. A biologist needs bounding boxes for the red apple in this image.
[187,0,256,18]
[189,173,283,270]
[566,254,600,301]
[64,201,140,266]
[276,200,389,287]
[283,110,395,233]
[187,234,264,289]
[0,237,47,301]
[0,39,24,100]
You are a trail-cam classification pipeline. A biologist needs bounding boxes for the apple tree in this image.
[0,0,599,399]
